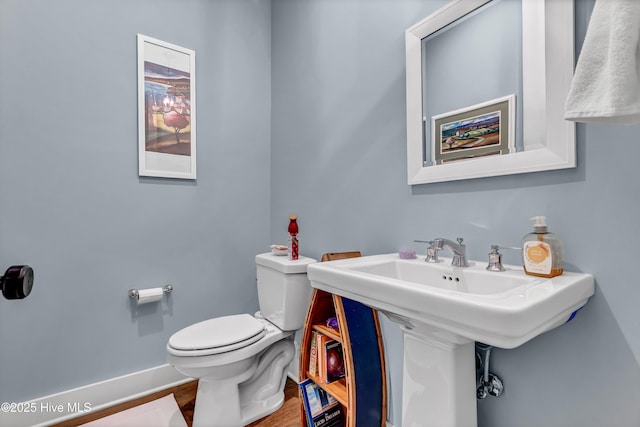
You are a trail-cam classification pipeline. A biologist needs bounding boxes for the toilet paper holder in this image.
[128,285,173,299]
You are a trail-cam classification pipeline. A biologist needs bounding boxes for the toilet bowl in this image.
[167,253,316,427]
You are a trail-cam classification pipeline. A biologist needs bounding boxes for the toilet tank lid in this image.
[255,253,316,274]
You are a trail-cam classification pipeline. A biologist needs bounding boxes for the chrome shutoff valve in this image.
[477,373,504,399]
[476,343,504,400]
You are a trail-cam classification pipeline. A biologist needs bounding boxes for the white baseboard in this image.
[1,359,393,427]
[0,364,191,427]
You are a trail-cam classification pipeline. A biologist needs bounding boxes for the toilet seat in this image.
[168,314,266,356]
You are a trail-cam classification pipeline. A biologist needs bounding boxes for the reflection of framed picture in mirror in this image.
[432,95,514,165]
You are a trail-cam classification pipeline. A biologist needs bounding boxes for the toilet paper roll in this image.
[136,287,164,304]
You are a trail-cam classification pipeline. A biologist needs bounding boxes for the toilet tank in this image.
[255,253,316,331]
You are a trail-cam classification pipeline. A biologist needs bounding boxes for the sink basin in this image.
[308,253,593,427]
[308,253,594,349]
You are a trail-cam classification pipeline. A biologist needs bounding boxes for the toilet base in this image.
[191,337,295,427]
[240,389,286,426]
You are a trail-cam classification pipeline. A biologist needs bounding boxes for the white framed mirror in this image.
[406,0,576,185]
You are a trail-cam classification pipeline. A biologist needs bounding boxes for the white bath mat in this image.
[80,394,188,427]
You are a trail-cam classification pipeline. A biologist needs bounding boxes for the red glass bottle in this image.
[288,214,299,260]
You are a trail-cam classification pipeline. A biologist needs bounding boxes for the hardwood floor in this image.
[52,378,300,427]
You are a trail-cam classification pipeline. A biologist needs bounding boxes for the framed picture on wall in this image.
[432,95,515,165]
[137,34,196,179]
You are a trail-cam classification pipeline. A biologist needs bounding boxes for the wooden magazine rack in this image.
[298,251,387,426]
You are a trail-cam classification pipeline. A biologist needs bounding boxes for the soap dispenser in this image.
[521,216,564,278]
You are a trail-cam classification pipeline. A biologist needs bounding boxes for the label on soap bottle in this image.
[523,241,552,275]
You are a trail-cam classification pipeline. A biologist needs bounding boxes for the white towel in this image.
[565,0,640,125]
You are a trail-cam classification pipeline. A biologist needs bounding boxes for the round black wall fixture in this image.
[1,265,34,300]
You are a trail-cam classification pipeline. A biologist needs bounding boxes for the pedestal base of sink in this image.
[395,318,478,427]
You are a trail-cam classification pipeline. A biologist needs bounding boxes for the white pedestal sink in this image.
[307,254,594,427]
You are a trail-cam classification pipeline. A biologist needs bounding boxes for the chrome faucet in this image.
[433,238,469,267]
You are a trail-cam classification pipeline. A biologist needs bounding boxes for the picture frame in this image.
[137,34,196,179]
[432,94,515,165]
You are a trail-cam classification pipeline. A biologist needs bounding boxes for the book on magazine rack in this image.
[309,331,319,377]
[322,339,345,383]
[299,378,344,427]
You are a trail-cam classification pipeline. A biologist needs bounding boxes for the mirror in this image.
[406,0,576,185]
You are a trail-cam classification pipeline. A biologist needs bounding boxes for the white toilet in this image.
[167,253,316,427]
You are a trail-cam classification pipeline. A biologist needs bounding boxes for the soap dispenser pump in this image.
[521,216,564,278]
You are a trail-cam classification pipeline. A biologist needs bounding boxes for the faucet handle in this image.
[486,245,520,272]
[413,240,441,263]
[486,245,505,272]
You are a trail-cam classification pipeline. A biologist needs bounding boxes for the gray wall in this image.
[0,0,271,402]
[271,0,640,426]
